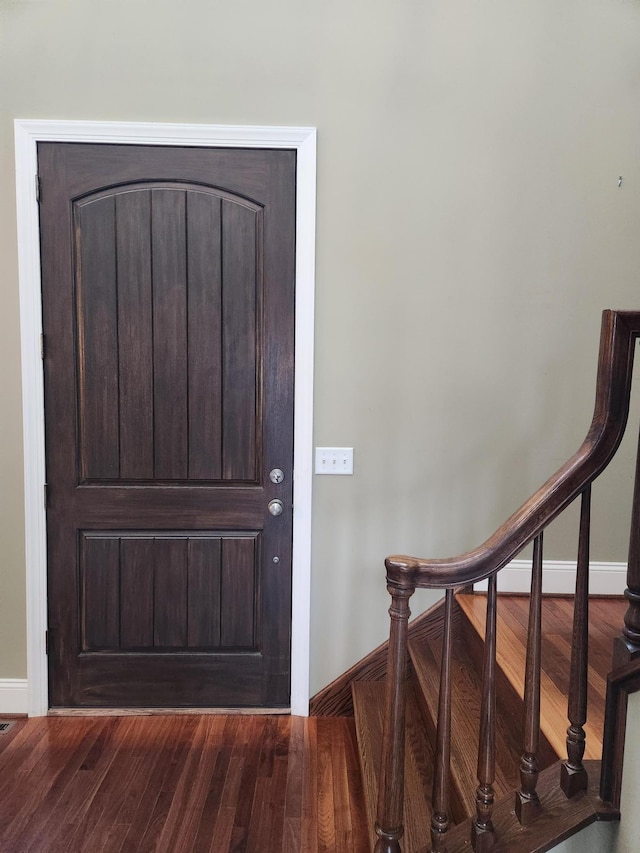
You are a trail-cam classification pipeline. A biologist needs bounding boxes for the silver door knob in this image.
[268,499,284,517]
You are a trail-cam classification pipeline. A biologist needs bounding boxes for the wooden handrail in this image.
[385,310,640,591]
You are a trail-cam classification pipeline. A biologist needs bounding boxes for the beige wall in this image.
[1,0,640,697]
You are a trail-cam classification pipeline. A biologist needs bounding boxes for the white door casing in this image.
[14,119,316,716]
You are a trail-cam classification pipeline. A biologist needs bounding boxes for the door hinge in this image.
[44,482,48,509]
[35,175,41,204]
[45,630,49,655]
[40,333,45,360]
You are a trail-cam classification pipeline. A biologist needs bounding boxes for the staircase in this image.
[351,593,620,852]
[352,311,640,852]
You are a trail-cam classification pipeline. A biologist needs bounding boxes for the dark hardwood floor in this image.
[0,596,625,852]
[0,714,369,852]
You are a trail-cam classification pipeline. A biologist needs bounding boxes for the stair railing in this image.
[374,310,640,853]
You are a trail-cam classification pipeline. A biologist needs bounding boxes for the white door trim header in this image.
[14,119,316,716]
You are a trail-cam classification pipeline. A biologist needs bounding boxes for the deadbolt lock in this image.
[269,468,285,484]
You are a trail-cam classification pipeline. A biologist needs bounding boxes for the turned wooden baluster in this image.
[614,422,640,668]
[430,589,454,853]
[561,485,590,797]
[472,574,497,851]
[375,582,415,853]
[515,532,543,824]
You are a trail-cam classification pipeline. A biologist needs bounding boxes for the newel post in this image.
[375,578,415,853]
[615,424,640,668]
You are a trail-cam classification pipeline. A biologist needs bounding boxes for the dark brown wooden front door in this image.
[39,143,296,708]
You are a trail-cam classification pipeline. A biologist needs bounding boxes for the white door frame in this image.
[14,119,316,716]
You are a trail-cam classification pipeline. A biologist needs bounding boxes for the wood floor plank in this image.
[269,720,291,847]
[194,717,242,853]
[0,717,40,763]
[131,716,202,853]
[0,718,64,811]
[209,806,236,852]
[229,715,267,849]
[109,716,174,844]
[209,727,247,853]
[117,716,187,853]
[316,717,338,851]
[270,751,291,848]
[244,718,290,851]
[81,718,175,853]
[282,714,305,851]
[10,717,110,851]
[191,714,240,853]
[301,715,319,853]
[8,718,117,851]
[157,715,228,853]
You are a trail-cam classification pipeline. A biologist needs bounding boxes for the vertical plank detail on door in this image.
[76,188,264,484]
[82,536,120,650]
[81,533,261,652]
[187,192,223,479]
[221,537,257,648]
[188,537,222,647]
[222,201,259,481]
[152,189,188,479]
[76,196,120,480]
[120,537,154,648]
[153,538,189,647]
[116,191,154,479]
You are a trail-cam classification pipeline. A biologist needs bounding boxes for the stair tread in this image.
[457,593,604,759]
[352,681,435,853]
[427,759,617,853]
[409,632,521,822]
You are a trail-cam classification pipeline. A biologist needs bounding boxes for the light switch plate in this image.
[315,447,354,475]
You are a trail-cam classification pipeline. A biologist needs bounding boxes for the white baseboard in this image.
[0,679,29,715]
[474,560,627,595]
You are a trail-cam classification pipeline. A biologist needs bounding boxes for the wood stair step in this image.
[354,596,625,850]
[456,595,561,775]
[352,680,436,853]
[409,630,522,824]
[457,593,603,760]
[422,759,618,853]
